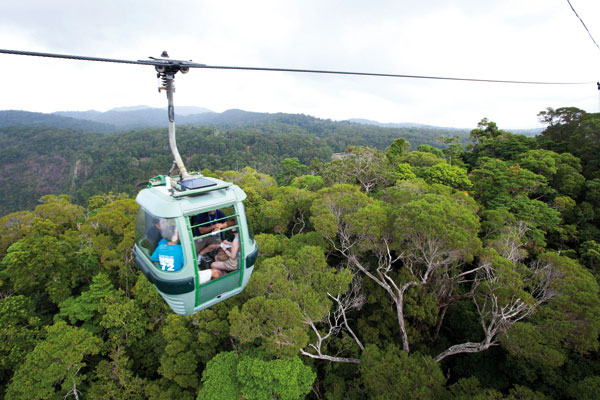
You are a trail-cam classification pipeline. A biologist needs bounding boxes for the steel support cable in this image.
[0,47,594,85]
[566,0,600,52]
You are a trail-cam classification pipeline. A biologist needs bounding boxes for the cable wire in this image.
[566,0,600,52]
[0,48,594,86]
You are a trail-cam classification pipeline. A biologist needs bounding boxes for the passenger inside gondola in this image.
[210,227,240,278]
[192,209,228,264]
[190,208,239,275]
[151,224,184,272]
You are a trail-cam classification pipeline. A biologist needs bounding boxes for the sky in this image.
[0,0,599,129]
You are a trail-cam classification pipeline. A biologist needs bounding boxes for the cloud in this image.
[0,0,599,129]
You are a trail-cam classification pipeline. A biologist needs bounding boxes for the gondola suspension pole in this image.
[157,52,191,181]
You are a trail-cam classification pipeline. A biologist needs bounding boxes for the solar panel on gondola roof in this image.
[179,178,217,190]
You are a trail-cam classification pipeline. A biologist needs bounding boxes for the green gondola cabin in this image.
[133,175,258,315]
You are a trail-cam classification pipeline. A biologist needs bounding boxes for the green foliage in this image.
[5,321,102,400]
[291,174,324,191]
[0,295,41,386]
[566,375,600,400]
[393,193,481,265]
[396,162,417,181]
[422,163,472,191]
[229,296,309,357]
[1,217,99,305]
[470,157,560,248]
[360,344,446,399]
[417,144,444,158]
[237,354,315,400]
[199,351,315,400]
[0,120,458,217]
[197,351,242,400]
[87,347,147,400]
[98,287,149,348]
[277,157,308,186]
[1,112,600,399]
[158,314,199,389]
[400,150,446,168]
[501,253,600,366]
[190,302,232,364]
[81,198,138,292]
[57,272,115,334]
[386,137,411,164]
[0,210,33,258]
[317,146,398,193]
[449,377,503,399]
[537,107,600,178]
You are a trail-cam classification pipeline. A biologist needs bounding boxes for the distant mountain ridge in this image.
[0,106,541,135]
[0,110,116,132]
[348,118,470,132]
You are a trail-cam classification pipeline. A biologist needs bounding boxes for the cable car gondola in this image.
[133,175,258,315]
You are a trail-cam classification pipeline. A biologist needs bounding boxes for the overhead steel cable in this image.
[566,0,600,52]
[0,47,594,85]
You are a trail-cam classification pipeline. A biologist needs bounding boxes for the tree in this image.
[158,314,199,390]
[537,107,600,178]
[230,232,357,362]
[311,184,481,354]
[259,186,315,235]
[434,252,556,362]
[277,157,308,186]
[318,146,398,193]
[197,351,242,400]
[5,321,102,400]
[501,253,600,366]
[422,163,472,191]
[470,157,561,248]
[517,149,585,199]
[0,211,33,259]
[466,119,536,164]
[469,118,505,144]
[416,144,444,158]
[360,344,446,399]
[80,198,138,293]
[437,135,465,166]
[386,137,411,165]
[87,347,147,400]
[1,217,99,305]
[198,351,315,400]
[0,295,41,387]
[236,353,315,400]
[57,272,116,335]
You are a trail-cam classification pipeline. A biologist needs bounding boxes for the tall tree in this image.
[5,321,102,400]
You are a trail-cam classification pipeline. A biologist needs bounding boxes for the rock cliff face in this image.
[25,155,71,194]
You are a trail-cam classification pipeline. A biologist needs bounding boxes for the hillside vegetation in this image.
[0,107,599,399]
[0,112,465,216]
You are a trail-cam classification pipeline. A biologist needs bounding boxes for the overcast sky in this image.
[1,0,599,129]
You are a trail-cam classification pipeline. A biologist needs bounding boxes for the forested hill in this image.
[0,113,466,216]
[2,107,472,134]
[1,107,600,399]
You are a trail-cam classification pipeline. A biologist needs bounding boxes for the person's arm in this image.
[222,238,240,258]
[198,224,217,234]
[194,214,218,235]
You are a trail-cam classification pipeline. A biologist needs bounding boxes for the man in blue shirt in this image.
[192,209,230,264]
[151,225,184,272]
